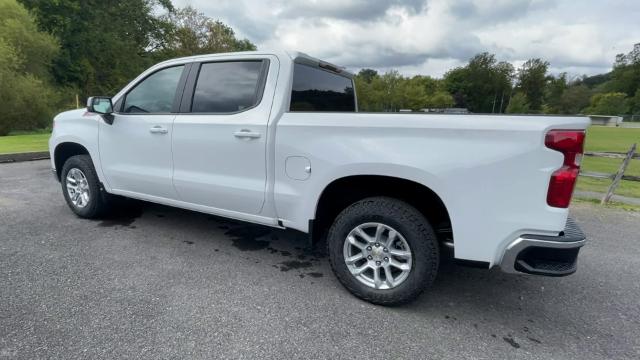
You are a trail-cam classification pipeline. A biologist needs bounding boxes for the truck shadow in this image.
[80,198,611,352]
[103,199,561,291]
[104,199,585,328]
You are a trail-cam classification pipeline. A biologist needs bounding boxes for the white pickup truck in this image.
[49,50,588,305]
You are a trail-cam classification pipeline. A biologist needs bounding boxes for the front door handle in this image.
[149,125,168,134]
[234,129,261,139]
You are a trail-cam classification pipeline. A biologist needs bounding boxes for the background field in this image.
[1,126,639,197]
[0,131,50,155]
[579,127,640,198]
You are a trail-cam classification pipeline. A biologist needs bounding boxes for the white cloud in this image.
[173,0,640,77]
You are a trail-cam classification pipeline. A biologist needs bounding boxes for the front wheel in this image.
[327,197,439,305]
[60,155,112,218]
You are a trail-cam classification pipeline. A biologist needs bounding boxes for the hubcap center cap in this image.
[371,247,384,260]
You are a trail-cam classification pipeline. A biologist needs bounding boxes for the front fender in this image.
[49,111,110,191]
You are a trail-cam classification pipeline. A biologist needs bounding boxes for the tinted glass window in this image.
[290,63,355,112]
[123,65,184,113]
[192,61,264,113]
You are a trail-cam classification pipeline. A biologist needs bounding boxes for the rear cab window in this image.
[290,63,356,112]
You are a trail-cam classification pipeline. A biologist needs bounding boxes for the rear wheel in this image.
[327,197,439,305]
[61,155,112,218]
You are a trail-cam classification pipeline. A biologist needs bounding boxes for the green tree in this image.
[585,92,629,115]
[354,72,385,111]
[505,92,530,114]
[630,89,640,114]
[161,6,256,58]
[357,68,378,83]
[1,0,57,78]
[0,0,60,135]
[606,43,640,97]
[516,58,549,112]
[427,91,454,108]
[444,52,514,113]
[544,73,568,113]
[378,70,404,111]
[20,0,175,96]
[355,69,458,112]
[556,84,591,114]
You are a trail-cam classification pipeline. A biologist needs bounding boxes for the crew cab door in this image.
[172,57,277,215]
[99,64,189,199]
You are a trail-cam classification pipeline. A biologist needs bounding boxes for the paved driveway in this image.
[1,160,639,359]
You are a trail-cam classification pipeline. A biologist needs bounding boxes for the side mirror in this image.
[87,96,114,125]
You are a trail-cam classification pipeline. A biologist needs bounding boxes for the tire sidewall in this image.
[60,155,102,218]
[328,197,439,305]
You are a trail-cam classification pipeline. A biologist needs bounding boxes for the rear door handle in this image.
[149,125,168,134]
[234,129,261,139]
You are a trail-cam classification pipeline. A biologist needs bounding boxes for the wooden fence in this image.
[580,143,638,204]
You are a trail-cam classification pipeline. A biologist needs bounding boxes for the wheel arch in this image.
[53,142,90,180]
[311,174,453,246]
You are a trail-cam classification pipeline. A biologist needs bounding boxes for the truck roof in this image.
[155,50,354,78]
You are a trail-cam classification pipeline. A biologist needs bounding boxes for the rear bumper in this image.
[499,218,586,277]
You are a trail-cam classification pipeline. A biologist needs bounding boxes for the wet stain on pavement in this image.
[231,238,269,251]
[278,260,313,272]
[527,336,542,344]
[226,226,271,251]
[306,272,323,278]
[183,240,194,245]
[96,201,143,227]
[503,335,520,349]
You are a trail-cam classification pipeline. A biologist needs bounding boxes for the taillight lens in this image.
[545,130,585,208]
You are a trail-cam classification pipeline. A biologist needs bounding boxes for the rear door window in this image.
[191,61,265,113]
[290,63,355,112]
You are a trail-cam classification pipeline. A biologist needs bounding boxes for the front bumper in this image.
[500,218,586,277]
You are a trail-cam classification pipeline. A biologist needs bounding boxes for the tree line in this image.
[1,0,639,135]
[356,45,640,116]
[0,0,255,135]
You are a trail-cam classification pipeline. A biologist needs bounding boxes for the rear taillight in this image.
[545,130,585,208]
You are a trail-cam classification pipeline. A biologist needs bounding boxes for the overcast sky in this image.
[173,0,640,78]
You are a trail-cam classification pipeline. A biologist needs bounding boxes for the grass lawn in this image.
[584,126,640,153]
[576,126,640,198]
[576,177,640,198]
[581,156,640,177]
[572,197,640,212]
[0,133,50,155]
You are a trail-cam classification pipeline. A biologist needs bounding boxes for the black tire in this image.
[327,197,439,305]
[60,154,112,218]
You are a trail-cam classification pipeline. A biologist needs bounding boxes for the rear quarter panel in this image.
[273,113,589,265]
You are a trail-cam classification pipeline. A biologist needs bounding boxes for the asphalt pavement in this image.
[1,160,639,359]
